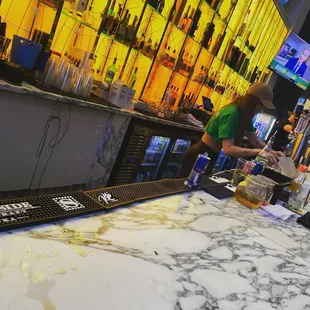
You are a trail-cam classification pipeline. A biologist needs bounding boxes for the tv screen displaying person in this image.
[285,49,310,78]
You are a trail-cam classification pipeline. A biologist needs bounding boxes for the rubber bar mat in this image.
[85,178,190,209]
[0,179,191,231]
[0,191,102,232]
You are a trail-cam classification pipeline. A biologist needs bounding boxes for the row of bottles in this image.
[178,5,196,33]
[99,0,139,45]
[134,34,159,58]
[164,85,180,106]
[176,49,195,76]
[0,0,286,115]
[159,43,177,69]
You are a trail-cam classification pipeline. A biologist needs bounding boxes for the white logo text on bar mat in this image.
[0,202,40,224]
[98,193,118,205]
[53,196,85,211]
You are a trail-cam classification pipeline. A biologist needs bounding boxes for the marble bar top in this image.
[1,191,310,309]
[0,80,204,133]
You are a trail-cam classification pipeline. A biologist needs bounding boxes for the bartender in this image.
[271,112,295,151]
[178,83,284,177]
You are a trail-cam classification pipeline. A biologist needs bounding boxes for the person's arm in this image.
[246,131,265,149]
[222,139,261,157]
[246,129,285,159]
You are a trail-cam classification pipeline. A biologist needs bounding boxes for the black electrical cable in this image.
[37,104,72,190]
[28,104,72,191]
[28,105,57,190]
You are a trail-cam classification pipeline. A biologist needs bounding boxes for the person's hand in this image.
[258,150,278,166]
[271,150,285,158]
[264,153,278,166]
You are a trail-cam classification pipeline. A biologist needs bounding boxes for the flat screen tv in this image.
[269,32,310,90]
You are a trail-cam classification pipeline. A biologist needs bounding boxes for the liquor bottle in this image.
[138,33,146,51]
[64,0,75,11]
[110,4,123,35]
[171,86,178,106]
[184,8,195,33]
[147,0,165,13]
[208,71,215,88]
[159,43,168,63]
[83,0,95,26]
[211,0,221,9]
[194,65,203,82]
[126,15,138,44]
[116,10,129,40]
[75,0,89,17]
[202,67,208,83]
[128,67,138,89]
[212,33,225,56]
[164,85,173,105]
[184,93,193,109]
[186,54,194,73]
[164,46,171,66]
[144,38,153,55]
[255,132,277,166]
[202,23,215,49]
[179,5,191,30]
[152,41,159,57]
[199,66,205,83]
[103,0,116,33]
[223,0,236,22]
[179,50,189,75]
[168,49,177,68]
[104,57,117,85]
[157,0,165,13]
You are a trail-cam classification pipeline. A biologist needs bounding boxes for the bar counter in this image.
[0,79,203,194]
[1,189,310,309]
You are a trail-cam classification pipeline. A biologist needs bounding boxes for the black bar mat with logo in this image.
[85,178,190,209]
[0,191,102,232]
[0,179,191,231]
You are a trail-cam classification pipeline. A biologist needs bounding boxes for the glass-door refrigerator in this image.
[108,122,201,186]
[135,136,171,183]
[160,139,192,179]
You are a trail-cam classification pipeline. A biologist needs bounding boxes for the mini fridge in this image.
[160,139,192,179]
[135,136,171,183]
[108,121,201,186]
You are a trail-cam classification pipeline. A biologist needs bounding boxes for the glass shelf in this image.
[61,10,99,32]
[132,47,154,62]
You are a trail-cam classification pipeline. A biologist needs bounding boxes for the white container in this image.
[108,80,136,109]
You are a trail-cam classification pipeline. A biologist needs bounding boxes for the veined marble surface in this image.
[0,80,203,133]
[1,191,310,309]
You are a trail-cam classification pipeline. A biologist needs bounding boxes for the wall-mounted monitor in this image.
[269,32,310,90]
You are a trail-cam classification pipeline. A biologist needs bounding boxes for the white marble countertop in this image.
[0,80,204,133]
[1,191,310,310]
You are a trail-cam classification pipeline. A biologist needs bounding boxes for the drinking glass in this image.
[231,158,247,187]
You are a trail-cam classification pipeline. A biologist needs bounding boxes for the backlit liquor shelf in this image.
[0,0,288,111]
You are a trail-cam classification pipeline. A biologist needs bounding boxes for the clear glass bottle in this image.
[255,131,277,166]
[116,10,129,41]
[103,0,116,34]
[128,67,138,89]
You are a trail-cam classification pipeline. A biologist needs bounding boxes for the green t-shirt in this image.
[205,104,255,143]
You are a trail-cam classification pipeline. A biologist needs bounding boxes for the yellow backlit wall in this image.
[1,0,288,111]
